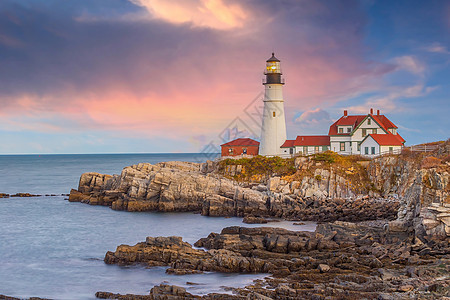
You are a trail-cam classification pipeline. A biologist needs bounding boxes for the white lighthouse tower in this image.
[259,53,287,156]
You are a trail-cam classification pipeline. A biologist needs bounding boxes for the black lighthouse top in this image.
[263,52,284,85]
[266,52,280,62]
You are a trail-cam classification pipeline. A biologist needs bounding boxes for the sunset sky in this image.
[0,0,449,154]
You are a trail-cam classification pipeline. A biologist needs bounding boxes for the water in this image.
[0,154,315,299]
[0,153,218,195]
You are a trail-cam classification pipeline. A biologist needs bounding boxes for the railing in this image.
[262,77,285,85]
[361,148,403,158]
[406,144,439,152]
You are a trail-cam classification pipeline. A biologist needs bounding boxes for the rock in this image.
[70,160,402,222]
[398,285,414,292]
[267,177,280,192]
[102,217,450,300]
[10,193,41,197]
[243,215,268,224]
[318,264,330,273]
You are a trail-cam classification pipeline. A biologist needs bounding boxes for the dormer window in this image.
[347,127,351,133]
[368,118,371,125]
[339,127,343,133]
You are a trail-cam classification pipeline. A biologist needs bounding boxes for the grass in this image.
[218,155,296,182]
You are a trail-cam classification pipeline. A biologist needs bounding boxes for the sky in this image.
[0,0,449,154]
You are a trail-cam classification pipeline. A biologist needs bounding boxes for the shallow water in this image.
[0,154,315,299]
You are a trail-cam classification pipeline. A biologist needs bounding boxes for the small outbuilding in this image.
[360,134,405,157]
[221,138,260,157]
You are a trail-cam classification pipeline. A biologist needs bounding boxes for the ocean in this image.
[0,154,315,299]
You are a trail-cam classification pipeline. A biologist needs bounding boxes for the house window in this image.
[389,147,393,154]
[273,111,276,117]
[368,119,371,125]
[371,147,375,155]
[314,146,319,153]
[347,127,351,133]
[290,148,294,154]
[303,146,308,155]
[365,147,369,155]
[322,146,328,151]
[340,142,345,151]
[372,129,377,134]
[228,148,233,155]
[357,142,361,151]
[338,127,343,133]
[243,148,247,154]
[362,129,367,136]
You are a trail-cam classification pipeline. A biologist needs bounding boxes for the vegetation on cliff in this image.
[218,155,296,182]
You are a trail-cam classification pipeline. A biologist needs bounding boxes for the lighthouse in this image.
[259,53,287,156]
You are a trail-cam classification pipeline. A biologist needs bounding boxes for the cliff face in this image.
[69,161,268,217]
[69,160,398,222]
[69,142,450,241]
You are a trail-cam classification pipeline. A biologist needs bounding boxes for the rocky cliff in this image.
[69,141,449,240]
[69,160,398,222]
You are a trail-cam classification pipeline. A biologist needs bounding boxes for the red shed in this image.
[221,138,260,157]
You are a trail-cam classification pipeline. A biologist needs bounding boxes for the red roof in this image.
[221,138,260,147]
[281,140,295,148]
[293,135,330,146]
[328,113,397,136]
[367,134,404,146]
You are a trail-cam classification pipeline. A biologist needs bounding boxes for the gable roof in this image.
[221,138,260,147]
[294,135,330,146]
[364,134,404,146]
[281,140,295,148]
[328,115,366,135]
[329,113,398,136]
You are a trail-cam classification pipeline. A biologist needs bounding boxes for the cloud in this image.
[130,0,248,30]
[4,0,438,152]
[344,83,438,114]
[393,55,425,75]
[294,108,333,126]
[424,42,450,54]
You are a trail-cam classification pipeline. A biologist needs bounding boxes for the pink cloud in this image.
[0,0,397,147]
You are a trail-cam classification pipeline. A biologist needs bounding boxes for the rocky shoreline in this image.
[67,142,449,299]
[0,193,69,198]
[98,222,449,299]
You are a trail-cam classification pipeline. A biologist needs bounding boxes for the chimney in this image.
[377,109,380,115]
[370,108,373,114]
[344,110,348,117]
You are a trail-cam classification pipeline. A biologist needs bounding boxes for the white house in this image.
[328,109,405,155]
[360,134,404,157]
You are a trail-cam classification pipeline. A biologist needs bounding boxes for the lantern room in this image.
[263,53,284,85]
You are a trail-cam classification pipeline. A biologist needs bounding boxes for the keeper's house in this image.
[328,108,405,155]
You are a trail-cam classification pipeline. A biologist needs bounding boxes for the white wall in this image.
[360,136,379,157]
[294,145,328,155]
[380,145,402,154]
[330,135,351,153]
[352,116,385,141]
[260,84,287,156]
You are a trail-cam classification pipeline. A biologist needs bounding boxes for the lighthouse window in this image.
[273,112,276,117]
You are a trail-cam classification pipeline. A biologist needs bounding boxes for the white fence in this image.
[406,144,439,152]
